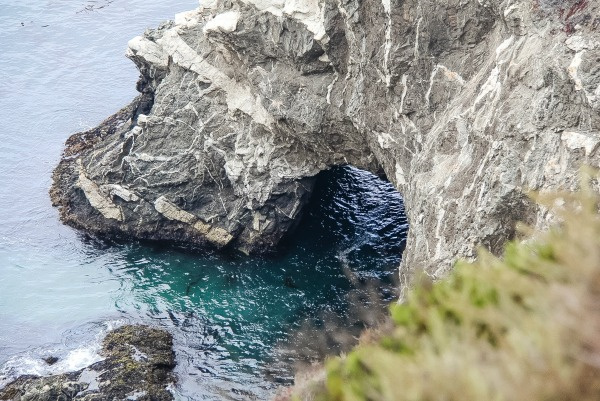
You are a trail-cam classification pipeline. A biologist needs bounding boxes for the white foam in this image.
[0,320,125,386]
[59,346,104,372]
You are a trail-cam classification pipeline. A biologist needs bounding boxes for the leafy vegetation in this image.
[290,172,600,401]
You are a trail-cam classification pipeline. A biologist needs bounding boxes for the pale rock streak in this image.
[153,196,233,246]
[76,160,123,221]
[158,29,275,128]
[203,11,240,34]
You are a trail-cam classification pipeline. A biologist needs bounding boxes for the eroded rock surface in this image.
[51,0,600,287]
[0,325,175,401]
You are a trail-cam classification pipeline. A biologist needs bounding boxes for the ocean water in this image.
[0,1,409,400]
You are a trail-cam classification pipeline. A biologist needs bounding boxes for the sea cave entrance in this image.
[275,164,410,360]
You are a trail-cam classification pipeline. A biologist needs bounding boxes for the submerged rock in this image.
[51,0,600,289]
[0,325,176,401]
[42,357,58,366]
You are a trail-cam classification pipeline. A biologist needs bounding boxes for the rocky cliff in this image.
[51,0,600,290]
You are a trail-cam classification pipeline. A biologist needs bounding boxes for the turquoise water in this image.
[0,1,408,399]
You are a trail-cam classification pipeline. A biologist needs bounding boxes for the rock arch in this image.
[51,0,600,290]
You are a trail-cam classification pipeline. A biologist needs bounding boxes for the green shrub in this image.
[293,172,600,401]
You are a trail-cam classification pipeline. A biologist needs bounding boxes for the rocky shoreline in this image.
[0,325,175,401]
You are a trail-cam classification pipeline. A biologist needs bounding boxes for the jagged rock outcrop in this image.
[0,325,175,401]
[51,0,600,287]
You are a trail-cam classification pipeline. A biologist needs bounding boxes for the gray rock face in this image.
[51,0,600,287]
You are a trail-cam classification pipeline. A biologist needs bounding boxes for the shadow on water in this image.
[99,165,409,399]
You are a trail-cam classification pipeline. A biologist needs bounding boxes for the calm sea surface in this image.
[0,1,408,399]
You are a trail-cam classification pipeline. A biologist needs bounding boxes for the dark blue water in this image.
[0,1,408,399]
